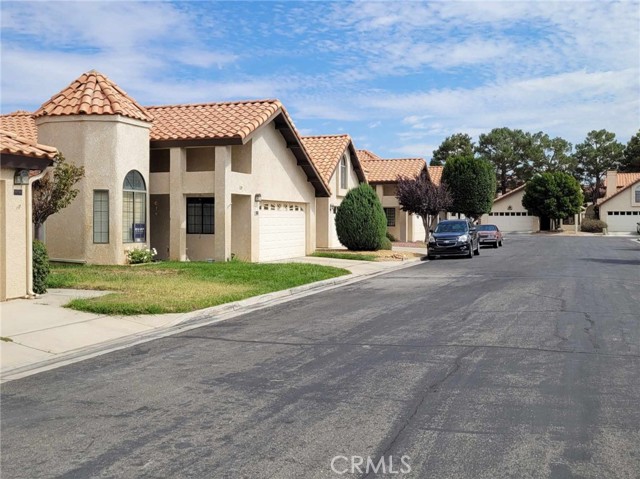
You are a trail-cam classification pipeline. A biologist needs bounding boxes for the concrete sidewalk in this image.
[0,254,424,381]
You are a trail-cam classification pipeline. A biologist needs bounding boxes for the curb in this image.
[1,258,424,382]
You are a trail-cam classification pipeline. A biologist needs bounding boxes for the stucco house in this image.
[358,150,429,242]
[302,135,366,248]
[1,70,330,265]
[480,185,540,232]
[598,170,640,233]
[0,131,56,301]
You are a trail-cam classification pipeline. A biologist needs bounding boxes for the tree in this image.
[477,127,536,195]
[530,132,576,174]
[620,130,640,172]
[574,129,624,203]
[396,174,453,241]
[431,133,474,166]
[442,154,496,220]
[335,183,387,251]
[522,172,584,229]
[32,153,85,240]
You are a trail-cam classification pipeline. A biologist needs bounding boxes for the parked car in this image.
[427,220,479,259]
[477,224,503,248]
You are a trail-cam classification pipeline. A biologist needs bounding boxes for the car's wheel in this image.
[467,244,473,258]
[499,239,503,247]
[427,255,435,260]
[474,242,480,255]
[493,241,499,248]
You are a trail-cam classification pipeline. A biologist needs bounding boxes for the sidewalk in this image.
[0,254,424,381]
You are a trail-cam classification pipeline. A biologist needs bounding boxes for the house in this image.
[598,170,640,233]
[480,185,540,232]
[0,130,56,301]
[1,70,330,265]
[302,135,366,248]
[358,150,429,242]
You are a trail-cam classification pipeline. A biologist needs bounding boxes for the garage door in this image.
[605,210,640,233]
[259,201,306,261]
[484,212,537,232]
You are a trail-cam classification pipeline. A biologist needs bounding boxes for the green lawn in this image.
[311,252,377,261]
[48,261,349,315]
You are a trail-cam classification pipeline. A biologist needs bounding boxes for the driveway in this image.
[2,236,639,478]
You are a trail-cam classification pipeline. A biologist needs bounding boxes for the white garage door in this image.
[605,211,640,233]
[259,201,306,261]
[484,212,537,232]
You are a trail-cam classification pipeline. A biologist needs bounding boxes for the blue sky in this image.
[1,0,638,160]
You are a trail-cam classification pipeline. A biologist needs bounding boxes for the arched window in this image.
[122,170,146,243]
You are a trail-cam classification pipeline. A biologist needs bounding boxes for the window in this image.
[93,190,109,243]
[122,170,146,243]
[384,207,396,227]
[340,155,348,190]
[635,186,640,203]
[187,198,215,234]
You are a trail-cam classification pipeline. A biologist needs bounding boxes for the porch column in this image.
[214,146,232,261]
[169,147,187,261]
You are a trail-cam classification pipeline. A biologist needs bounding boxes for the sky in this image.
[1,0,639,160]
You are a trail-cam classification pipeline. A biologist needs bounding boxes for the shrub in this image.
[335,183,387,251]
[581,218,607,233]
[126,247,157,264]
[386,231,397,242]
[33,240,50,294]
[380,237,392,250]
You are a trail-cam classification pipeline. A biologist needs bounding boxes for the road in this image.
[2,236,639,478]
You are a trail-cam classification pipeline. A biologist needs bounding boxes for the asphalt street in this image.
[2,236,639,478]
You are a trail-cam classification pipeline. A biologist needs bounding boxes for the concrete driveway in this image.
[1,236,639,478]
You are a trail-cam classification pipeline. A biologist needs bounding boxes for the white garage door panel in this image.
[605,212,640,232]
[485,214,536,232]
[259,203,306,261]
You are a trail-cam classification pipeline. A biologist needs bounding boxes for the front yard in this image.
[48,261,349,315]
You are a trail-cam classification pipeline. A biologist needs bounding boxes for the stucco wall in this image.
[480,188,539,232]
[0,169,28,300]
[36,115,151,264]
[599,185,640,232]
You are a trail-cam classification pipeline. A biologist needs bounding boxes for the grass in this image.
[47,261,349,315]
[311,252,377,261]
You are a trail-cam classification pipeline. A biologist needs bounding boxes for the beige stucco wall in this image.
[480,188,539,231]
[599,185,640,232]
[317,150,361,249]
[36,115,151,264]
[0,168,29,300]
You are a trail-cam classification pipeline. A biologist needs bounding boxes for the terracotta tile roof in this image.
[0,111,38,143]
[147,100,283,142]
[356,149,381,163]
[361,158,427,183]
[615,172,640,189]
[428,165,444,186]
[34,70,153,122]
[0,129,57,160]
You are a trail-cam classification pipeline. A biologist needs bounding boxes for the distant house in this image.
[480,185,540,232]
[302,135,366,248]
[0,131,56,300]
[358,150,429,242]
[598,170,640,233]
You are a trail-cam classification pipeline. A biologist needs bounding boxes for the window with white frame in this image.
[122,170,146,243]
[635,185,640,203]
[93,190,109,244]
[340,155,348,190]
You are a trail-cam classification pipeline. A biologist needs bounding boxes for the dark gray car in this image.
[427,219,480,259]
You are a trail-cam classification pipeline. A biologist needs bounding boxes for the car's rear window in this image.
[477,225,498,231]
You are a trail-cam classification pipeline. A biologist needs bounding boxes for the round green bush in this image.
[32,240,50,294]
[335,183,387,251]
[581,218,608,233]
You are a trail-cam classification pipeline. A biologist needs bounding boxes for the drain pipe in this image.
[25,167,51,298]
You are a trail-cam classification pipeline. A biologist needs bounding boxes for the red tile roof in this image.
[598,177,640,206]
[428,165,444,186]
[614,172,640,189]
[34,70,153,122]
[361,158,427,183]
[356,149,381,163]
[0,111,38,143]
[147,100,283,142]
[301,134,366,190]
[0,129,57,160]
